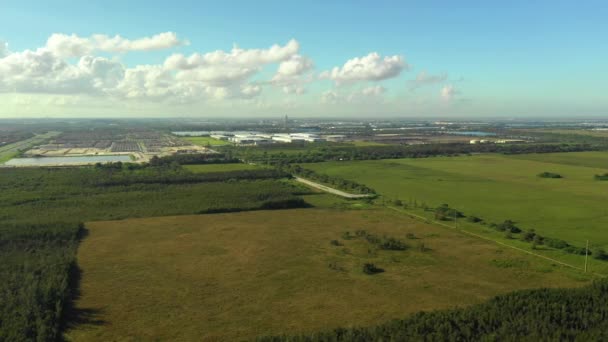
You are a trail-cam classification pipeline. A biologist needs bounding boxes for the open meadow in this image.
[65,208,589,341]
[306,152,608,272]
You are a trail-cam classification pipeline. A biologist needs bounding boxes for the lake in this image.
[4,155,133,166]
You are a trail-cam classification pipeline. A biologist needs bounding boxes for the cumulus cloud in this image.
[0,35,306,102]
[409,71,447,90]
[322,85,386,104]
[0,47,125,94]
[0,41,8,58]
[440,84,459,101]
[46,32,186,57]
[164,39,299,70]
[270,54,313,95]
[320,52,407,85]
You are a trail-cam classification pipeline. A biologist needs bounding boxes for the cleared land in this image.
[183,136,232,146]
[65,209,588,341]
[184,163,266,173]
[0,131,60,164]
[306,152,608,272]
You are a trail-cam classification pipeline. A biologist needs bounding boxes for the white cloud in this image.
[282,84,305,95]
[360,85,386,96]
[0,41,8,58]
[240,83,262,98]
[46,32,186,58]
[322,85,386,104]
[164,39,299,70]
[273,54,313,80]
[320,52,407,85]
[409,71,447,89]
[440,84,459,101]
[321,90,340,104]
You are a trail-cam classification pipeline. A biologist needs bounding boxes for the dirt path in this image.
[294,177,374,199]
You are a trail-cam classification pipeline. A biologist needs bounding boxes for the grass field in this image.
[183,136,232,146]
[65,209,588,341]
[184,163,266,173]
[306,153,608,270]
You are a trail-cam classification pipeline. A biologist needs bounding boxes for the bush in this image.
[538,172,563,178]
[593,248,608,260]
[330,239,342,246]
[362,263,384,275]
[467,216,483,223]
[379,237,408,251]
[545,238,570,249]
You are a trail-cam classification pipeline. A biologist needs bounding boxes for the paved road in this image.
[294,177,373,199]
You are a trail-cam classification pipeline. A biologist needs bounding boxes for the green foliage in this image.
[496,220,522,233]
[0,222,81,342]
[258,280,608,341]
[286,164,375,194]
[467,216,483,223]
[594,248,608,261]
[362,263,383,275]
[594,173,608,181]
[537,171,563,178]
[434,204,464,221]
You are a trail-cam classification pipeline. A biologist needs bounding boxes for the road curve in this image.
[294,177,373,199]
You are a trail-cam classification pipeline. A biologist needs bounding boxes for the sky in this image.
[0,0,606,118]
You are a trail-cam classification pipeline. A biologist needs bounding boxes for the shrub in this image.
[362,263,384,275]
[545,238,570,249]
[379,237,408,251]
[330,240,342,246]
[537,172,563,178]
[593,248,608,260]
[467,216,483,223]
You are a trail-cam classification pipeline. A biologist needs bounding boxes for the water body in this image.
[446,131,496,137]
[4,155,132,166]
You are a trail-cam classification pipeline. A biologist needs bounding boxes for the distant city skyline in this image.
[0,0,606,118]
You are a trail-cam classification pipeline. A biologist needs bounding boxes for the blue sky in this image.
[0,0,606,118]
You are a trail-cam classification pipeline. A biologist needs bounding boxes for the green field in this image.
[183,136,232,146]
[65,209,587,341]
[184,163,266,173]
[306,153,608,270]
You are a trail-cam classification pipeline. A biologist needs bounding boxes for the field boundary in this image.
[386,206,607,278]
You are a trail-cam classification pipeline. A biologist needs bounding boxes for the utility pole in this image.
[585,239,589,273]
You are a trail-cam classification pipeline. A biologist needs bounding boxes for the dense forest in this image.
[258,279,608,341]
[0,162,308,341]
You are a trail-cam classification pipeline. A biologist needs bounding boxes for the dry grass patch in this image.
[65,209,589,341]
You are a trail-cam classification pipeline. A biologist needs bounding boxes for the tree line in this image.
[257,279,608,341]
[284,164,375,194]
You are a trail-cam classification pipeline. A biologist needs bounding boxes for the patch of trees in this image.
[354,230,408,251]
[148,153,239,166]
[242,142,602,165]
[594,173,608,181]
[538,171,563,178]
[257,279,608,341]
[0,222,82,342]
[434,204,464,221]
[285,164,375,194]
[93,168,291,187]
